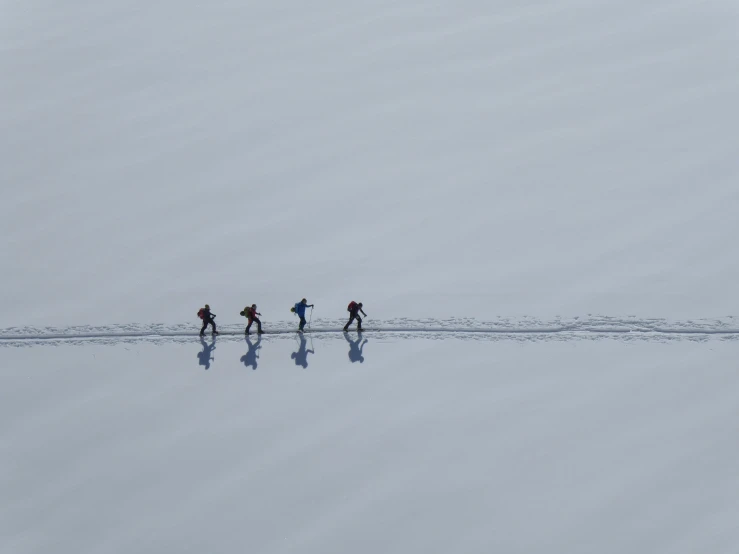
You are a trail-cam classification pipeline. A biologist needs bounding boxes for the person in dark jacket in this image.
[199,304,218,336]
[343,301,367,331]
[241,304,263,335]
[292,298,314,332]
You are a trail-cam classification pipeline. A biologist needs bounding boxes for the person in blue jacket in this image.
[292,298,314,332]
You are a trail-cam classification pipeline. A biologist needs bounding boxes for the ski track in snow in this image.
[2,316,739,347]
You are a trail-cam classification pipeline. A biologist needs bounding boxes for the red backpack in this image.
[347,301,357,312]
[197,308,205,319]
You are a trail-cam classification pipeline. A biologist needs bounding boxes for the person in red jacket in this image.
[241,304,263,335]
[343,301,366,332]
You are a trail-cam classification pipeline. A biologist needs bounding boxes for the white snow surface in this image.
[2,0,738,326]
[2,1,739,553]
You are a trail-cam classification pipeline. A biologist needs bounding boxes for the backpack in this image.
[244,306,253,318]
[197,308,205,319]
[347,301,357,312]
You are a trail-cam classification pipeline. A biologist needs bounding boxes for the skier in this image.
[291,298,314,332]
[343,301,367,331]
[240,304,263,335]
[198,304,218,336]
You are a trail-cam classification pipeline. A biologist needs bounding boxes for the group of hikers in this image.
[197,299,367,337]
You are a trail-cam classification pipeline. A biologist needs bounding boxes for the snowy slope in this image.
[2,1,739,328]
